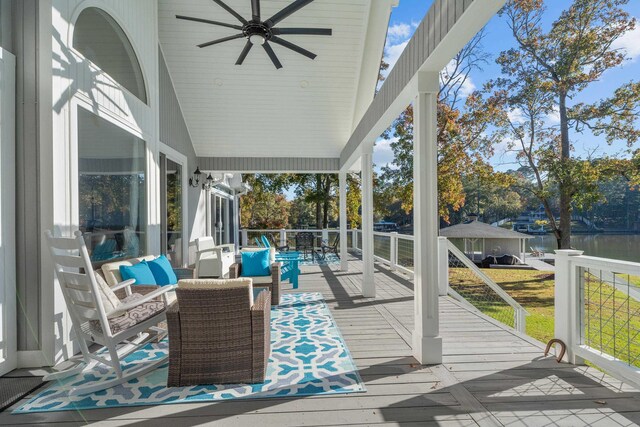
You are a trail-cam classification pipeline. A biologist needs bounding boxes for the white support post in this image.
[322,229,329,243]
[241,229,248,248]
[361,146,375,298]
[233,193,240,253]
[390,232,398,271]
[438,237,449,296]
[352,229,358,250]
[279,229,286,247]
[412,72,442,364]
[339,171,349,271]
[554,249,585,364]
[223,199,230,245]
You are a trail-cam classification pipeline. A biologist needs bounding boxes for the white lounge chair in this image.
[44,230,174,396]
[194,236,235,278]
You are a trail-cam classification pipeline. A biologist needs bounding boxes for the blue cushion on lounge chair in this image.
[147,255,178,286]
[241,249,271,277]
[119,262,157,285]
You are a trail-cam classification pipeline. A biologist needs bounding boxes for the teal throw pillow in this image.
[241,249,271,277]
[119,262,157,285]
[147,255,178,286]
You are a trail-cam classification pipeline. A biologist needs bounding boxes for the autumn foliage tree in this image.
[492,0,640,248]
[380,31,511,223]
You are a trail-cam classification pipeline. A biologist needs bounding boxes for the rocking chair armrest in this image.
[218,243,236,252]
[110,279,136,293]
[110,285,176,314]
[195,247,218,257]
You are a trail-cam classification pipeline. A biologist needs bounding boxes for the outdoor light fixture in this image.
[249,34,266,46]
[202,173,217,191]
[189,167,203,188]
[191,170,224,191]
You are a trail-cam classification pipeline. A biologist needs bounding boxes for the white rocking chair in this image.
[44,230,174,396]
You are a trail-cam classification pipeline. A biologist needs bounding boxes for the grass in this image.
[450,267,640,368]
[449,268,556,343]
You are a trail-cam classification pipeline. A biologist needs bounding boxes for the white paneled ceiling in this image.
[158,0,390,158]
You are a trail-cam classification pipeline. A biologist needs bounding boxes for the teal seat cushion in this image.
[119,262,157,285]
[241,249,271,277]
[147,255,178,286]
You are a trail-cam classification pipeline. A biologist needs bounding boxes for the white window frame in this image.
[158,142,188,268]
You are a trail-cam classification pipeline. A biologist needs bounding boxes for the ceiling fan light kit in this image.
[177,0,332,69]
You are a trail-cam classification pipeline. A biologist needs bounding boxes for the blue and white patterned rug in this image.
[14,293,364,413]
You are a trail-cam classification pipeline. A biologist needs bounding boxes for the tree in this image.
[239,175,290,229]
[346,173,362,228]
[240,190,290,229]
[379,31,510,223]
[493,0,640,248]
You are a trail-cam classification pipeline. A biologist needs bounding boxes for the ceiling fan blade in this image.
[236,40,253,65]
[251,0,261,21]
[198,33,245,48]
[262,42,283,69]
[211,0,248,25]
[270,36,316,60]
[272,28,332,36]
[176,15,243,30]
[265,0,314,27]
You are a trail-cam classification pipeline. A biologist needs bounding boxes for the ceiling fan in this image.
[176,0,332,69]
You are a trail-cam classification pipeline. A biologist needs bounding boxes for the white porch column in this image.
[223,198,230,244]
[233,193,240,253]
[438,237,449,296]
[412,72,442,364]
[339,171,349,271]
[554,249,584,364]
[205,190,212,237]
[361,145,375,298]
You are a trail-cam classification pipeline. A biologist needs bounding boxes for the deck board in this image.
[3,253,640,426]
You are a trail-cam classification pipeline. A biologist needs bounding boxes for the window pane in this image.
[73,7,147,103]
[78,108,146,265]
[166,158,182,267]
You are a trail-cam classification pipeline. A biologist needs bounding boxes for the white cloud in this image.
[612,23,640,61]
[374,137,398,170]
[387,23,412,40]
[440,59,477,99]
[546,105,560,124]
[381,21,419,80]
[507,107,526,124]
[383,40,409,77]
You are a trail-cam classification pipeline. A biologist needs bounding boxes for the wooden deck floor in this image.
[3,254,640,426]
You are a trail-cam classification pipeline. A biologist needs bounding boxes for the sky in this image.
[373,0,640,173]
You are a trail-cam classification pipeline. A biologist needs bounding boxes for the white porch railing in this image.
[556,250,640,389]
[351,230,528,333]
[241,229,337,248]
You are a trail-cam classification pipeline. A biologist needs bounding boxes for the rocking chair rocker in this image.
[44,230,174,396]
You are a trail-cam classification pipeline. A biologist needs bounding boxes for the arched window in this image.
[73,7,147,104]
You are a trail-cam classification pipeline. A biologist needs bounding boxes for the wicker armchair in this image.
[229,249,281,306]
[166,279,271,387]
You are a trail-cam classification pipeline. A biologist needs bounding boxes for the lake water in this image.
[528,234,640,263]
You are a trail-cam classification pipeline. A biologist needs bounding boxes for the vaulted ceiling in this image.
[158,0,395,158]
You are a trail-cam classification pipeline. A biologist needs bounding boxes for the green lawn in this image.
[449,268,640,368]
[449,268,556,343]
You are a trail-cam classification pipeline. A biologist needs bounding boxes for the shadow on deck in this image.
[3,255,640,426]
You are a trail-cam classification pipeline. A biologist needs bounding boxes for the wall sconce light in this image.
[190,168,223,191]
[189,167,203,188]
[202,173,217,191]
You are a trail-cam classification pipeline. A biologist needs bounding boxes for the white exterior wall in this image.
[46,0,159,364]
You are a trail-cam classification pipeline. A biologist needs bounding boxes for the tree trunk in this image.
[315,174,322,229]
[558,92,572,249]
[322,175,331,228]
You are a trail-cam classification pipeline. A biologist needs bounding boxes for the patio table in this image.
[276,251,303,289]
